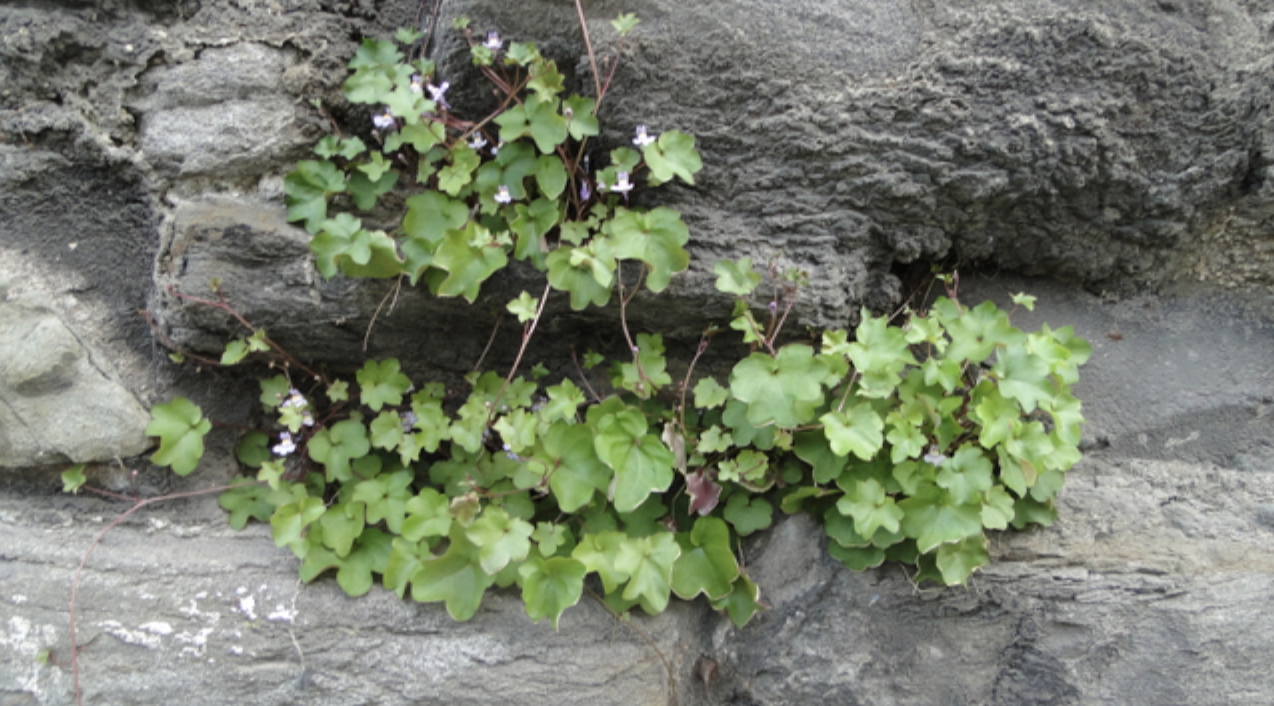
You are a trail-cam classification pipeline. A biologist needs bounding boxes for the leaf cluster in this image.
[128,20,1092,631]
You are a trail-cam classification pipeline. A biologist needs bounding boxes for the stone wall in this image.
[2,1,1273,704]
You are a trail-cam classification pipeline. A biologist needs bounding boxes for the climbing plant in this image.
[68,9,1090,631]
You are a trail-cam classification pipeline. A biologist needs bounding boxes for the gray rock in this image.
[0,297,152,468]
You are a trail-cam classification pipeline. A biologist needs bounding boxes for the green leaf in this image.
[432,223,509,303]
[609,207,691,292]
[540,380,585,424]
[992,346,1054,414]
[62,464,87,494]
[846,310,917,398]
[710,573,764,627]
[611,12,641,36]
[793,430,848,484]
[540,421,611,512]
[401,488,452,542]
[519,556,587,629]
[465,506,534,575]
[357,358,412,411]
[820,403,884,461]
[235,432,271,469]
[562,95,600,140]
[696,425,732,455]
[934,535,989,585]
[693,377,729,410]
[827,542,887,571]
[534,155,568,199]
[285,160,346,232]
[411,526,496,621]
[506,291,540,324]
[594,409,675,513]
[934,298,1024,366]
[614,532,681,614]
[546,243,614,310]
[713,257,762,296]
[219,479,274,529]
[527,59,566,100]
[981,485,1016,530]
[319,501,366,558]
[836,478,904,538]
[898,484,983,554]
[395,27,426,44]
[729,345,828,429]
[348,168,399,211]
[571,531,632,594]
[314,135,366,160]
[532,522,570,556]
[510,198,559,265]
[671,517,740,601]
[641,130,702,185]
[351,469,414,533]
[306,418,370,482]
[718,449,768,484]
[723,494,773,536]
[935,445,994,505]
[146,397,212,476]
[494,95,568,154]
[437,144,482,196]
[271,493,326,548]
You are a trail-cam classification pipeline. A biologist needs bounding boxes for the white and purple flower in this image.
[632,125,656,147]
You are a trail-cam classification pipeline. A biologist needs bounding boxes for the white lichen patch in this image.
[10,594,27,604]
[238,595,257,621]
[98,620,165,649]
[2,616,61,698]
[266,603,297,623]
[139,621,174,636]
[175,627,215,657]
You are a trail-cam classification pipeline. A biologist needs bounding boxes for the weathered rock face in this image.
[3,1,1274,705]
[0,293,152,468]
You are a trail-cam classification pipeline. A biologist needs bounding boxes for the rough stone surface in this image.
[0,294,153,468]
[3,0,1274,704]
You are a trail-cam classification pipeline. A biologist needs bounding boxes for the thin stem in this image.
[471,312,505,374]
[363,275,404,352]
[573,0,605,103]
[167,287,326,384]
[677,331,714,432]
[570,349,604,403]
[487,282,553,424]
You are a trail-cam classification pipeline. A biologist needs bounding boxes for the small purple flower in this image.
[632,125,656,147]
[610,172,634,194]
[409,74,423,94]
[426,80,450,109]
[372,108,396,130]
[468,133,488,150]
[491,140,504,156]
[272,432,296,457]
[494,185,512,204]
[484,31,503,51]
[400,410,418,433]
[579,179,591,201]
[281,389,307,409]
[923,445,948,467]
[768,301,778,313]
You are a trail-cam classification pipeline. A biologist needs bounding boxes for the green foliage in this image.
[146,397,212,476]
[120,16,1090,632]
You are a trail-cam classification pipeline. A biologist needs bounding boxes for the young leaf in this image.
[593,409,675,513]
[729,345,828,429]
[723,494,773,536]
[713,257,762,296]
[410,526,496,621]
[357,358,412,411]
[519,556,587,629]
[147,397,212,476]
[671,517,740,601]
[62,464,87,494]
[641,130,703,185]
